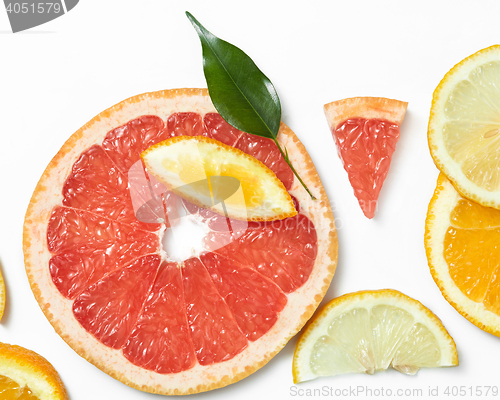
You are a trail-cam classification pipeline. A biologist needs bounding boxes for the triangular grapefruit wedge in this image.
[324,97,408,218]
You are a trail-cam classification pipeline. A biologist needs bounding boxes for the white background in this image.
[1,1,500,399]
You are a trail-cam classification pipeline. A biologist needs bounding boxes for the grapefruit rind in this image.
[428,45,500,210]
[0,342,68,400]
[23,89,338,394]
[292,289,458,383]
[141,135,297,222]
[425,173,500,337]
[324,97,408,130]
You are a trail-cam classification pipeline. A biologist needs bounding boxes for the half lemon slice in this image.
[293,289,457,383]
[428,45,500,209]
[141,136,296,221]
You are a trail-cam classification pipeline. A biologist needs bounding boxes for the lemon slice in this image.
[0,342,68,399]
[141,136,297,221]
[292,290,457,383]
[426,173,500,337]
[428,45,500,209]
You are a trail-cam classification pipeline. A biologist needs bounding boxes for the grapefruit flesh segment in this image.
[200,252,287,341]
[204,113,244,146]
[324,97,408,218]
[102,115,169,173]
[47,207,159,299]
[167,112,243,146]
[62,145,160,232]
[334,118,400,218]
[210,213,317,293]
[167,112,205,138]
[122,262,196,374]
[72,254,161,349]
[182,258,248,365]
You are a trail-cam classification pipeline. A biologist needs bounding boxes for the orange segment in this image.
[450,199,500,228]
[0,374,38,399]
[426,173,500,336]
[444,226,500,303]
[0,342,68,400]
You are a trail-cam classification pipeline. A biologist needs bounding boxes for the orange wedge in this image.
[141,136,297,221]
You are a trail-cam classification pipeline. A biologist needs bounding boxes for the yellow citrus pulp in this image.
[141,136,296,221]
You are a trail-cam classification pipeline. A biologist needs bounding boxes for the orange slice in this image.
[293,289,457,383]
[141,136,296,221]
[0,269,5,321]
[0,342,68,399]
[324,97,408,218]
[23,88,338,394]
[426,173,500,336]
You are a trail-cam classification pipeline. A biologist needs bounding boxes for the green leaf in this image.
[186,12,281,139]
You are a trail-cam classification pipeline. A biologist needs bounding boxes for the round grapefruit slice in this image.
[23,89,338,394]
[324,97,408,219]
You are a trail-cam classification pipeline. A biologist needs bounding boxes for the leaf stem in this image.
[272,138,316,201]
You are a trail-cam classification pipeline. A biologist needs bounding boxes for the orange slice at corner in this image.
[141,136,297,221]
[0,268,5,321]
[0,342,68,399]
[324,97,408,218]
